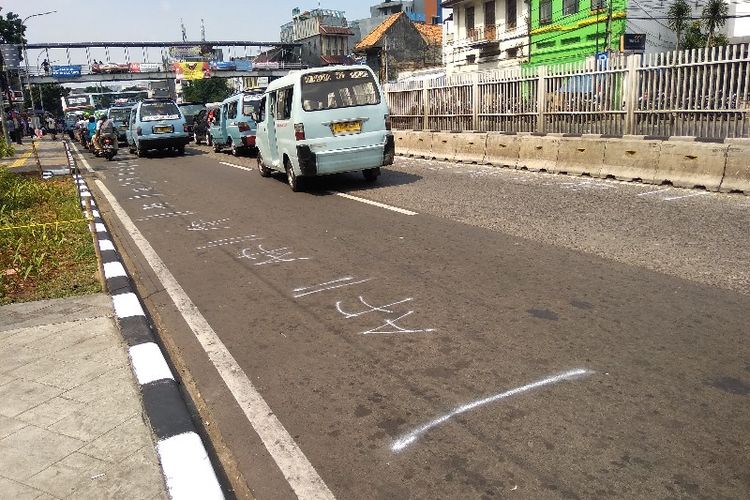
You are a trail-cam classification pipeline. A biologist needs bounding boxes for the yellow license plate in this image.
[331,121,361,135]
[154,126,173,134]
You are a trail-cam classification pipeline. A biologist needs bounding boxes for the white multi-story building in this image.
[442,0,529,74]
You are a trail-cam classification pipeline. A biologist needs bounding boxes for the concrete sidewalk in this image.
[0,294,167,499]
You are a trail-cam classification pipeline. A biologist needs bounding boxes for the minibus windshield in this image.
[109,108,131,122]
[301,70,380,112]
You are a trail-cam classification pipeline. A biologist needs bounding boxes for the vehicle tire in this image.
[363,167,380,182]
[193,131,202,145]
[230,140,239,157]
[136,145,144,158]
[257,151,272,177]
[213,139,221,153]
[206,132,212,146]
[128,146,135,154]
[285,159,303,192]
[176,145,186,156]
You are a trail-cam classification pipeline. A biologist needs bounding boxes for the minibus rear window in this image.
[242,97,261,117]
[141,102,180,121]
[301,70,380,111]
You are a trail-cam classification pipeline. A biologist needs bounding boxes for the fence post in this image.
[472,73,480,131]
[624,54,640,135]
[422,80,430,130]
[536,66,547,133]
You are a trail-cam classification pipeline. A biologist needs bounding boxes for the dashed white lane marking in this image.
[103,261,127,279]
[333,192,418,216]
[98,239,115,251]
[129,342,175,385]
[219,161,255,172]
[637,188,672,196]
[112,292,145,319]
[90,179,335,499]
[663,191,709,201]
[157,432,224,500]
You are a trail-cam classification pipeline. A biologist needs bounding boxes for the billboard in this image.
[51,65,82,77]
[0,44,20,70]
[63,95,93,111]
[129,62,163,73]
[173,61,210,80]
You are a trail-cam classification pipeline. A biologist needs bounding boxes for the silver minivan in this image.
[255,66,395,191]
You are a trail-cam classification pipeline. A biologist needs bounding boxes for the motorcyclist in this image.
[94,114,116,152]
[86,116,97,147]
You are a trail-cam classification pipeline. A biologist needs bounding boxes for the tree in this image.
[84,86,114,94]
[182,78,232,103]
[24,83,68,116]
[0,8,26,45]
[668,0,692,51]
[702,0,729,48]
[683,19,729,49]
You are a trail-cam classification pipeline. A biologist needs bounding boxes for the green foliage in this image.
[182,78,232,104]
[702,0,729,47]
[0,170,100,303]
[24,83,69,116]
[683,20,729,49]
[0,136,14,158]
[668,0,692,50]
[0,8,26,45]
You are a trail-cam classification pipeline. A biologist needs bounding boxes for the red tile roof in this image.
[355,12,404,51]
[320,55,354,66]
[415,23,443,46]
[320,25,354,36]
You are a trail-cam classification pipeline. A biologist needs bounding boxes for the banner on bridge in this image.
[51,65,82,77]
[129,63,162,73]
[173,61,210,80]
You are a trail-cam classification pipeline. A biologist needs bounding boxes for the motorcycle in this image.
[90,133,118,160]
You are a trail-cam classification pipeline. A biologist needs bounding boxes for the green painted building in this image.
[527,0,627,67]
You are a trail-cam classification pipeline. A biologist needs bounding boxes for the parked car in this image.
[254,65,394,191]
[209,91,263,156]
[177,102,206,138]
[127,98,190,157]
[107,105,133,145]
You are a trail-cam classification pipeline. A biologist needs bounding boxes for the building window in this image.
[591,0,606,9]
[507,47,518,58]
[539,0,552,24]
[537,40,556,49]
[561,36,581,45]
[564,0,579,15]
[465,6,475,31]
[506,0,517,29]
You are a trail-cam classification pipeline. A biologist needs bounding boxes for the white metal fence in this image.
[385,44,750,139]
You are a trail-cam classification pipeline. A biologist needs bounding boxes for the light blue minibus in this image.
[210,91,263,156]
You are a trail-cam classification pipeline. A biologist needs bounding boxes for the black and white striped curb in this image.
[70,150,224,499]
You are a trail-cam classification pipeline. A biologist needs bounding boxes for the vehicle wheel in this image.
[257,151,272,177]
[285,159,302,192]
[206,132,212,146]
[128,146,135,154]
[213,139,221,153]
[230,140,239,157]
[193,131,202,145]
[136,145,144,158]
[363,167,380,182]
[176,145,185,155]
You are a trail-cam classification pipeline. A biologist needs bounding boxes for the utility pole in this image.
[201,19,206,42]
[605,0,614,53]
[180,18,187,42]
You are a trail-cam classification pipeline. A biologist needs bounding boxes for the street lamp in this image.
[21,10,57,119]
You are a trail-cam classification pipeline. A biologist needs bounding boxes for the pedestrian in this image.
[41,59,50,74]
[6,114,17,144]
[46,115,57,140]
[12,113,22,144]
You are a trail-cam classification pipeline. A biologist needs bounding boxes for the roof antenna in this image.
[180,18,187,42]
[201,19,206,41]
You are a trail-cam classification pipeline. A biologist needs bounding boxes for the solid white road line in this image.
[85,175,335,499]
[112,292,145,319]
[128,342,175,385]
[333,192,418,216]
[663,192,708,201]
[103,261,128,279]
[157,432,224,500]
[218,161,255,172]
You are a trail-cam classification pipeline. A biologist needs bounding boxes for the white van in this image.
[254,66,395,191]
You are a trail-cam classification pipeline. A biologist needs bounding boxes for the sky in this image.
[4,0,374,65]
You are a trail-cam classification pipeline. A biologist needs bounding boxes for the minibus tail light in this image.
[238,121,250,132]
[385,114,391,130]
[136,126,142,136]
[183,124,189,133]
[294,123,306,141]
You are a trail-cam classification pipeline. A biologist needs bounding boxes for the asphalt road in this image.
[79,144,750,499]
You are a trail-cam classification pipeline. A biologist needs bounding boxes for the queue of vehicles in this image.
[66,65,393,190]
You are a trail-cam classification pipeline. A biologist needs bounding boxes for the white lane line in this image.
[636,188,671,196]
[129,342,175,385]
[157,432,224,500]
[219,161,255,172]
[88,177,335,499]
[392,368,594,452]
[112,292,145,319]
[333,192,418,216]
[103,261,128,279]
[663,191,709,201]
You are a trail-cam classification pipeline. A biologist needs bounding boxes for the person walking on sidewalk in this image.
[46,115,57,140]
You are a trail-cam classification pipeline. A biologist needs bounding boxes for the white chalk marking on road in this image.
[360,310,436,335]
[219,161,255,172]
[128,342,175,385]
[196,235,261,250]
[637,188,672,196]
[136,211,195,222]
[157,432,224,500]
[391,368,594,452]
[293,276,372,298]
[333,192,418,216]
[336,296,414,319]
[103,261,128,279]
[662,191,709,201]
[128,194,163,200]
[98,239,115,252]
[87,177,335,499]
[112,292,145,319]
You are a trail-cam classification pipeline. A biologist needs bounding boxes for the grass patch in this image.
[0,169,101,305]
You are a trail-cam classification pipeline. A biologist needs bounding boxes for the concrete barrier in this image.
[429,132,457,161]
[400,130,432,158]
[654,139,728,191]
[484,133,520,168]
[393,129,410,156]
[556,135,605,176]
[600,137,661,182]
[721,139,750,193]
[454,132,487,164]
[517,134,561,172]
